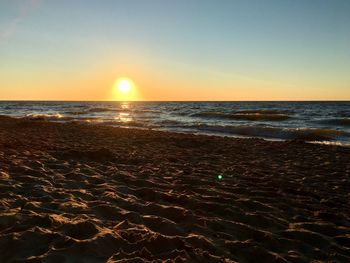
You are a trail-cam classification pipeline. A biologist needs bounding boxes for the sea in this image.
[1,101,349,145]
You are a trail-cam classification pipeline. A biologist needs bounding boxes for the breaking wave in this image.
[25,113,73,121]
[189,124,350,142]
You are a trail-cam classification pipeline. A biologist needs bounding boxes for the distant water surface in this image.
[1,101,349,145]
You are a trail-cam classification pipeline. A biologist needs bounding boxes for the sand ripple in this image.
[0,116,349,262]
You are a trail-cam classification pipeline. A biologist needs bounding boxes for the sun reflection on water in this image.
[115,112,132,123]
[121,102,130,110]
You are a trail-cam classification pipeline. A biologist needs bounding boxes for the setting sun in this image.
[117,79,132,93]
[113,78,140,101]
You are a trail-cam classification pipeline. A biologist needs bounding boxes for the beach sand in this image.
[0,115,349,262]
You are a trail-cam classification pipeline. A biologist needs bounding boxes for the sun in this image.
[117,78,132,94]
[113,78,139,101]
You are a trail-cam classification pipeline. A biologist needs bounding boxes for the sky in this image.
[0,0,349,101]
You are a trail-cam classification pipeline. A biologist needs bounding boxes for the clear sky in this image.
[1,0,349,101]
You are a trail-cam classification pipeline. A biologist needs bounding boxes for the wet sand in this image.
[0,115,349,262]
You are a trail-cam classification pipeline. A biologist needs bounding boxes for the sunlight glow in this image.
[118,79,132,93]
[113,78,139,101]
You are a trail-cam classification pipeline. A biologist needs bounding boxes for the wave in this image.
[338,110,350,118]
[192,112,291,121]
[67,107,142,115]
[64,111,87,115]
[88,107,127,113]
[189,124,350,142]
[84,119,147,128]
[25,113,74,121]
[234,109,290,115]
[318,118,350,127]
[134,109,161,114]
[157,119,183,125]
[311,141,349,146]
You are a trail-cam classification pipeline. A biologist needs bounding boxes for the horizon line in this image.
[0,99,349,103]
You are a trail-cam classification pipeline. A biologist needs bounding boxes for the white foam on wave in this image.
[25,113,64,120]
[188,124,350,142]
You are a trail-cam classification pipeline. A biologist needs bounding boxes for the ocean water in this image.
[1,101,349,145]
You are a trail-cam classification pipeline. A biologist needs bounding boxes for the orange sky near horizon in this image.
[1,76,349,102]
[1,61,349,101]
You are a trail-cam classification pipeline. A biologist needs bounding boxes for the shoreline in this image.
[2,114,350,147]
[0,115,349,262]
